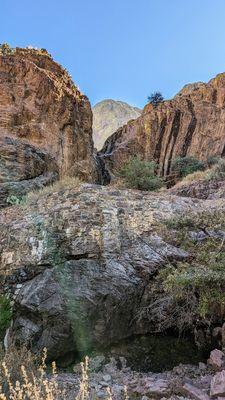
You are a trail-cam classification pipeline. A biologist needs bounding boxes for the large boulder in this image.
[0,47,97,207]
[0,184,219,361]
[100,73,225,177]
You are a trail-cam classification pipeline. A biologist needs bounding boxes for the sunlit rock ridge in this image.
[0,46,98,207]
[100,74,225,177]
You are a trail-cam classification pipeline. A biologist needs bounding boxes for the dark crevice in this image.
[99,126,124,156]
[221,144,225,157]
[96,128,124,185]
[162,110,181,176]
[1,264,53,289]
[180,99,197,157]
[94,152,111,185]
[212,89,217,104]
[65,253,90,261]
[153,117,167,165]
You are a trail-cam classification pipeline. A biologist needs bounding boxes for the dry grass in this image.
[174,159,225,188]
[0,347,60,400]
[174,169,211,187]
[0,347,129,400]
[25,176,82,204]
[0,347,81,400]
[109,177,127,189]
[181,169,210,183]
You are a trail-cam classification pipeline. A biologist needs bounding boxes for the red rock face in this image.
[0,47,97,206]
[100,75,225,177]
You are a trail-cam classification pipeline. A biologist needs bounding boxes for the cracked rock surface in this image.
[1,184,223,360]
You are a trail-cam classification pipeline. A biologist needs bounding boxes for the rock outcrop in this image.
[100,74,225,178]
[93,99,141,150]
[0,184,224,361]
[0,47,97,207]
[2,47,225,373]
[170,178,225,199]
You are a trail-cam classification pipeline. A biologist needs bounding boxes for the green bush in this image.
[171,156,206,178]
[160,209,225,325]
[6,195,25,206]
[120,156,164,191]
[147,91,164,107]
[207,155,220,168]
[0,296,12,339]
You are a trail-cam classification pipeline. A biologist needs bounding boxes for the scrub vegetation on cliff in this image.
[2,43,225,399]
[171,156,206,178]
[119,156,164,191]
[0,296,12,340]
[116,155,225,192]
[157,208,225,330]
[177,157,225,184]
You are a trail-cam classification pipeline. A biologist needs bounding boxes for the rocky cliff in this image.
[1,183,224,362]
[0,47,97,207]
[93,99,141,150]
[2,45,225,374]
[100,75,225,178]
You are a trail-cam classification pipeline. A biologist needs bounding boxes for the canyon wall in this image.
[100,75,225,177]
[0,47,97,206]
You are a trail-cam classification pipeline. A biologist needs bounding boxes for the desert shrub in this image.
[0,345,38,392]
[0,347,61,398]
[0,296,12,340]
[164,208,225,236]
[176,169,210,185]
[207,158,225,180]
[24,176,82,205]
[207,155,220,168]
[171,156,206,178]
[0,349,94,400]
[6,195,25,206]
[120,156,164,191]
[147,91,164,107]
[173,157,225,187]
[159,209,225,326]
[161,257,225,320]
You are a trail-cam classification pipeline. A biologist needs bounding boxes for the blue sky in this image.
[1,0,225,108]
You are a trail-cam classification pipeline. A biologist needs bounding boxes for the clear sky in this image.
[1,0,225,108]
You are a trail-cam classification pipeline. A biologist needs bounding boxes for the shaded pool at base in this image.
[90,334,209,372]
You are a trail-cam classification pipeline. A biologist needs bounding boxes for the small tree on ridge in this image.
[147,92,164,107]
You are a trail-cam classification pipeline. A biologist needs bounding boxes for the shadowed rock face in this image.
[0,136,58,207]
[0,48,97,206]
[1,184,221,361]
[100,74,225,177]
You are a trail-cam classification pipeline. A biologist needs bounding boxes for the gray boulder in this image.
[0,185,212,360]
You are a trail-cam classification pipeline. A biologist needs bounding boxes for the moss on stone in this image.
[0,295,12,340]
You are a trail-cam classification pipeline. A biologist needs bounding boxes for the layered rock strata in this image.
[100,75,225,178]
[0,184,224,360]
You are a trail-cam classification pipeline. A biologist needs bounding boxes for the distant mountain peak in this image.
[93,99,141,150]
